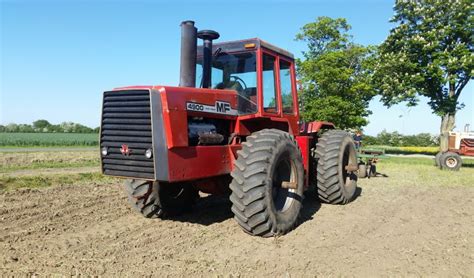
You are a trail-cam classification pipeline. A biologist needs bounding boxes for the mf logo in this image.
[120,144,130,156]
[216,101,231,113]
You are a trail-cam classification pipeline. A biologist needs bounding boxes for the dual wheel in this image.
[435,151,462,171]
[229,129,357,237]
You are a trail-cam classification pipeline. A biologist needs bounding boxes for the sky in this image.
[1,0,472,135]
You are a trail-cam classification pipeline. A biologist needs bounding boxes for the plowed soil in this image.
[1,176,473,276]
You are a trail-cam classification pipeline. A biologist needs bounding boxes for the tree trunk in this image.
[440,113,455,152]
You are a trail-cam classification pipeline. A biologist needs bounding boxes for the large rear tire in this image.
[229,129,304,237]
[315,130,358,204]
[124,179,198,218]
[439,152,462,171]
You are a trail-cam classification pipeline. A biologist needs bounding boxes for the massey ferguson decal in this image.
[186,101,238,116]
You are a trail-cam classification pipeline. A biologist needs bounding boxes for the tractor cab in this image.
[196,38,298,120]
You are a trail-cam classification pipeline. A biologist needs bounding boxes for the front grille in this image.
[100,90,155,179]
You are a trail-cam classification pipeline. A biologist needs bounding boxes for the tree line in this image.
[297,0,472,151]
[0,120,99,133]
[364,131,438,147]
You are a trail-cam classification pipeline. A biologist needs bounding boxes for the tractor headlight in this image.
[145,148,153,159]
[101,146,108,156]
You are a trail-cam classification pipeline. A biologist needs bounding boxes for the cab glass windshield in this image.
[196,51,257,114]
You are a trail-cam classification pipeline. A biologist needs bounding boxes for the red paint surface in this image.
[296,136,312,187]
[167,146,236,182]
[454,138,474,156]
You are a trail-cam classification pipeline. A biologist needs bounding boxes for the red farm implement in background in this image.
[99,21,359,237]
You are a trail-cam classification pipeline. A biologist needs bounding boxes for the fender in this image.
[299,121,336,135]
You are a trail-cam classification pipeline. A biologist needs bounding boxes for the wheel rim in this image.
[446,157,458,168]
[272,154,297,213]
[342,144,357,187]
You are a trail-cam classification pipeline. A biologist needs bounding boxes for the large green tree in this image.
[32,119,52,132]
[296,17,376,130]
[373,0,473,151]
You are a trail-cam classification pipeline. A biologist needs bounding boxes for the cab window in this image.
[279,60,294,114]
[262,54,278,113]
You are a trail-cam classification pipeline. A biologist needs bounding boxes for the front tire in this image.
[124,179,198,218]
[229,129,304,237]
[315,130,358,204]
[440,152,462,171]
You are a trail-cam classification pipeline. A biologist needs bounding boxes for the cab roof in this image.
[197,38,294,60]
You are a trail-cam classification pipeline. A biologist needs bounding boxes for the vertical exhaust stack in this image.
[197,30,220,88]
[179,20,198,87]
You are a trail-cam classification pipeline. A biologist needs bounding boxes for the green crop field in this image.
[0,133,99,147]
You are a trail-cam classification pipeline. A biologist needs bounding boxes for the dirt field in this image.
[1,159,473,276]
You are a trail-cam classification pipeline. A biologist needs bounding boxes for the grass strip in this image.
[379,156,474,166]
[0,160,100,173]
[0,172,117,192]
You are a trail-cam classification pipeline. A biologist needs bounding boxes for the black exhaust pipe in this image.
[197,30,220,88]
[179,20,197,87]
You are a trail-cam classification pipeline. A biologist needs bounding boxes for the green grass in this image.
[380,156,474,166]
[0,133,99,147]
[364,156,474,188]
[0,150,108,192]
[0,146,96,149]
[1,152,472,192]
[0,173,116,192]
[0,150,99,173]
[0,160,100,173]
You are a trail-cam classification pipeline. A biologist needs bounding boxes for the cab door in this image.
[260,51,280,116]
[258,48,299,134]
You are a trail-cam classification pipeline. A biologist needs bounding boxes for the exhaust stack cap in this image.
[197,30,220,41]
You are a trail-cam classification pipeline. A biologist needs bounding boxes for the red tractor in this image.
[100,21,359,237]
[435,126,474,171]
